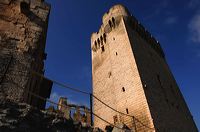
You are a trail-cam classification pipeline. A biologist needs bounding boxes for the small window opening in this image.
[122,87,125,92]
[113,37,115,40]
[113,115,118,124]
[100,36,103,41]
[112,17,115,27]
[101,46,105,52]
[20,2,30,14]
[126,108,129,114]
[108,72,112,78]
[103,33,106,43]
[100,36,103,45]
[97,38,100,44]
[97,38,100,48]
[109,20,112,28]
[116,52,118,56]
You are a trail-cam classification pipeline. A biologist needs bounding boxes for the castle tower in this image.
[91,4,198,131]
[0,0,52,109]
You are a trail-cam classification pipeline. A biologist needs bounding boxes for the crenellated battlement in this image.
[102,4,130,25]
[91,4,129,50]
[91,4,165,58]
[125,15,165,58]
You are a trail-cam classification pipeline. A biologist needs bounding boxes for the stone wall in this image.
[0,99,90,132]
[0,0,52,109]
[58,97,91,126]
[125,16,198,131]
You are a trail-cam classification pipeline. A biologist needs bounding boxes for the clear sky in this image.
[45,0,200,129]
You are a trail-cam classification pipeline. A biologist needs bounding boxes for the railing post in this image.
[132,116,137,132]
[90,93,93,126]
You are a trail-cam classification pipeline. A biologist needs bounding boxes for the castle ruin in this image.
[58,97,91,126]
[0,0,52,109]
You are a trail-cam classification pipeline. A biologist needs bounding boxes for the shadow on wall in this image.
[20,1,45,27]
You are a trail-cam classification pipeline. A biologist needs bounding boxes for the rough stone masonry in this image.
[0,0,52,109]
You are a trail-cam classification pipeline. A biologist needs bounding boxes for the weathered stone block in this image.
[0,0,52,110]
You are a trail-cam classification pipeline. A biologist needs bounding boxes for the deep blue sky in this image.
[45,0,200,129]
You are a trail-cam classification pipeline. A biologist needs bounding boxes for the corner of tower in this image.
[91,32,97,48]
[102,4,130,25]
[91,4,131,52]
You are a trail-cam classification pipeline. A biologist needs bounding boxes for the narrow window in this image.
[113,115,118,124]
[112,17,115,27]
[108,72,112,78]
[97,38,100,44]
[20,2,30,14]
[122,87,125,92]
[116,52,118,56]
[113,37,115,40]
[126,108,129,114]
[97,38,100,48]
[103,33,106,43]
[101,46,105,52]
[109,20,112,28]
[100,36,103,45]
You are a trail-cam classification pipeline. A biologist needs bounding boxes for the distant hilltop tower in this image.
[91,4,198,131]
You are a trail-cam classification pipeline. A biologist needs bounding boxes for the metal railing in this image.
[0,57,155,131]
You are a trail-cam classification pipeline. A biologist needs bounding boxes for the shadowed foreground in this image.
[0,99,92,132]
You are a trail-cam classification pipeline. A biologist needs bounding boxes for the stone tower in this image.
[91,4,198,131]
[0,0,52,109]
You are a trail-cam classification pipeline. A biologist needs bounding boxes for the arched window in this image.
[103,33,106,43]
[101,45,105,52]
[100,36,103,45]
[112,17,115,27]
[109,20,112,28]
